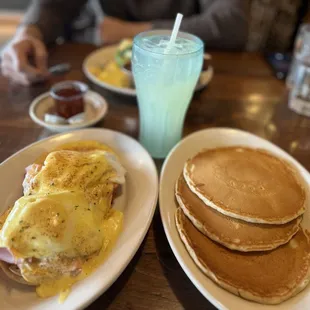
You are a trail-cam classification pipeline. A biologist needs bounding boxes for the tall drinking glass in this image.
[132,30,203,158]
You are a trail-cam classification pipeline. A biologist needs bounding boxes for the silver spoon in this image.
[48,63,71,75]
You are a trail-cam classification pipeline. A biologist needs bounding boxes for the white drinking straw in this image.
[165,13,183,52]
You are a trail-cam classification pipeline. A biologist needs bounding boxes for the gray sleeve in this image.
[22,0,88,44]
[152,0,249,50]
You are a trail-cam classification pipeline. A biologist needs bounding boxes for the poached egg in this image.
[0,141,126,301]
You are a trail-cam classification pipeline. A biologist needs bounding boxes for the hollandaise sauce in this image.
[36,209,123,302]
[0,142,126,303]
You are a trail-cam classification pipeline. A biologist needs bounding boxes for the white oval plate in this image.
[29,91,108,132]
[159,128,310,310]
[0,128,158,310]
[83,45,213,97]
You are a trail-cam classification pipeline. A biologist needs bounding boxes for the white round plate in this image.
[83,45,213,97]
[0,128,158,310]
[29,91,108,132]
[159,128,310,310]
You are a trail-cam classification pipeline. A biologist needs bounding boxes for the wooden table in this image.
[1,43,310,310]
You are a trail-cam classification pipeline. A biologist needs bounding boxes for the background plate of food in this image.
[160,128,310,310]
[83,39,213,97]
[0,128,158,310]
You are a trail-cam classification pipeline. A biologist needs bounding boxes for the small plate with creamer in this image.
[29,91,108,132]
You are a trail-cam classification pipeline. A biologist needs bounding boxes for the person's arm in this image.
[152,0,249,50]
[1,25,49,85]
[22,0,88,45]
[0,0,87,85]
[99,17,151,45]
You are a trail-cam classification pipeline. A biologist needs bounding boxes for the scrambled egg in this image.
[89,38,133,88]
[89,61,131,88]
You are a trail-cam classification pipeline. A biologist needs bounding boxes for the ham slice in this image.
[0,247,15,264]
[22,164,42,195]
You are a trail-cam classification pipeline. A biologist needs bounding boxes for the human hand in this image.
[1,26,49,85]
[99,16,151,45]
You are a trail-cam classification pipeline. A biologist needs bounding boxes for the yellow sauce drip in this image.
[36,209,123,302]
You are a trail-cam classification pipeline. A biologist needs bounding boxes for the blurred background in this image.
[0,0,309,51]
[0,0,100,48]
[0,0,26,48]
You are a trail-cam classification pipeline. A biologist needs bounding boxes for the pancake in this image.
[176,175,302,251]
[184,147,306,224]
[175,208,310,305]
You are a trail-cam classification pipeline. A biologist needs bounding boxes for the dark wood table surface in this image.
[1,43,310,310]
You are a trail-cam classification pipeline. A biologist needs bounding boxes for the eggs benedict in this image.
[0,141,125,301]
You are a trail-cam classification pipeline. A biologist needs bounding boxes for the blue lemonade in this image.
[132,30,203,158]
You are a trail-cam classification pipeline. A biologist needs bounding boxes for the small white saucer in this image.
[196,66,214,92]
[29,91,108,132]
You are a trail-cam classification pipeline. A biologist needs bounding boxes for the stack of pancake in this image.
[175,147,310,304]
